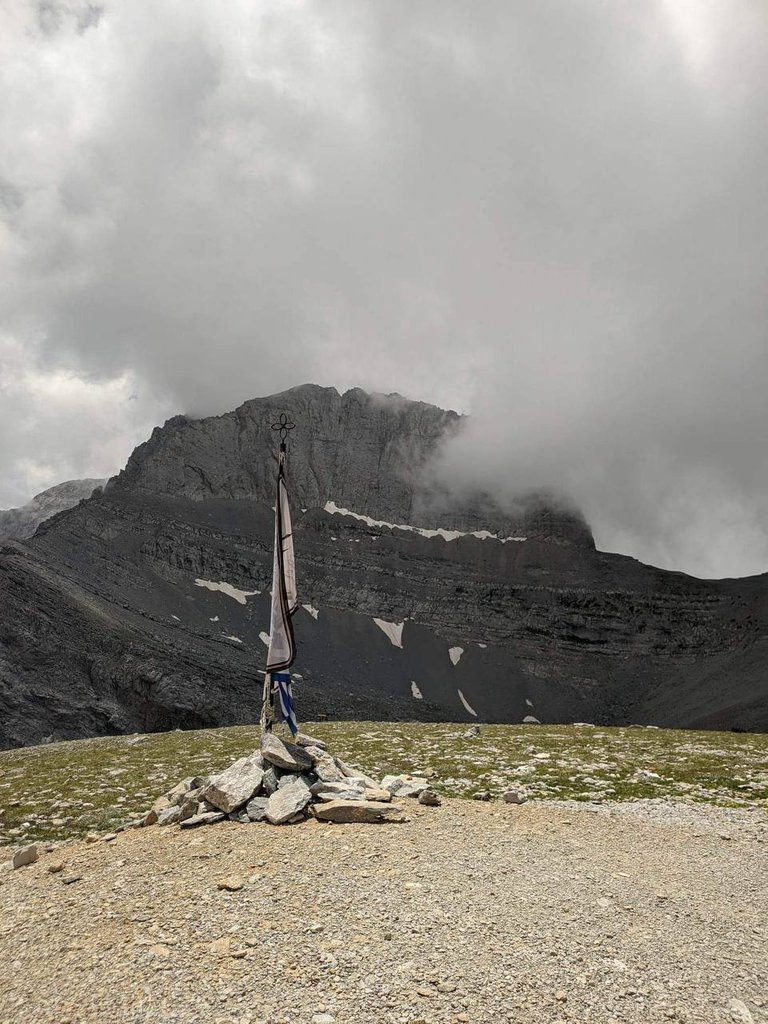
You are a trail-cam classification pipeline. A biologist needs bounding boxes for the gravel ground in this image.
[0,799,766,1024]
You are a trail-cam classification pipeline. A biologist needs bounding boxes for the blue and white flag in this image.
[265,448,300,734]
[272,671,299,736]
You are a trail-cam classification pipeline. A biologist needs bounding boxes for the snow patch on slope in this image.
[259,631,271,648]
[302,604,319,619]
[411,681,423,699]
[324,501,526,543]
[373,618,404,648]
[223,634,243,644]
[449,646,464,666]
[457,689,478,717]
[195,579,260,605]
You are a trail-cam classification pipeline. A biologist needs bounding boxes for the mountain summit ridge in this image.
[107,383,594,549]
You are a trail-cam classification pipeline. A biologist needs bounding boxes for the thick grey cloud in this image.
[1,0,767,577]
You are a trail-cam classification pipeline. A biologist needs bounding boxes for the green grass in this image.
[0,722,766,846]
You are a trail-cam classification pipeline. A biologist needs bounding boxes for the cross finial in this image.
[271,412,296,449]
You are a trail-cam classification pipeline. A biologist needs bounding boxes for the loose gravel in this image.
[1,799,765,1024]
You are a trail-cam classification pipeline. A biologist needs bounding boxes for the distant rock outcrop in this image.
[0,479,106,541]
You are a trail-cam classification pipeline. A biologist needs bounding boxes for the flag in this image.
[272,671,298,736]
[265,450,299,734]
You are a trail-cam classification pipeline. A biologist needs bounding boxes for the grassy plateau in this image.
[0,722,766,846]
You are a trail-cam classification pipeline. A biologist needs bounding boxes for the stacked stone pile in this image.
[136,732,439,829]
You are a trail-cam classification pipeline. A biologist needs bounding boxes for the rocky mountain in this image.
[1,384,766,749]
[0,479,107,541]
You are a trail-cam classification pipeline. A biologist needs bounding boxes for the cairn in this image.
[136,732,438,830]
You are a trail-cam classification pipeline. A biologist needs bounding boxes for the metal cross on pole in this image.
[271,412,296,455]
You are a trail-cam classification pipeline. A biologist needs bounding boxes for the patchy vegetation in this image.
[1,722,766,845]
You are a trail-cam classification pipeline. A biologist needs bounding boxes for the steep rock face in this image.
[1,384,767,749]
[109,384,594,548]
[0,479,106,541]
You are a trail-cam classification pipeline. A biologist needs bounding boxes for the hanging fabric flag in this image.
[263,414,299,735]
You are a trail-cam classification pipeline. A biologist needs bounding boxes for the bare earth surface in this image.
[1,799,765,1024]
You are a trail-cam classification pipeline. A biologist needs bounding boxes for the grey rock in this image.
[177,796,201,821]
[295,732,328,750]
[418,788,441,806]
[200,754,264,813]
[307,749,346,783]
[156,806,182,826]
[265,778,312,825]
[334,759,379,788]
[277,771,316,790]
[262,767,282,795]
[522,715,541,725]
[260,733,314,772]
[311,779,367,798]
[316,789,368,802]
[245,796,270,822]
[11,845,38,869]
[381,774,429,797]
[179,811,226,828]
[313,799,406,824]
[503,790,528,804]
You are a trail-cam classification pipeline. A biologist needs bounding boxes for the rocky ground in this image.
[1,798,766,1024]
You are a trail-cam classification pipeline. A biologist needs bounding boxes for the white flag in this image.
[266,458,297,673]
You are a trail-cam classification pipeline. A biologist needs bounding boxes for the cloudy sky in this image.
[1,0,767,578]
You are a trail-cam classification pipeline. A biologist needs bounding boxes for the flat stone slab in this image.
[179,811,226,829]
[311,779,366,796]
[335,759,379,789]
[201,754,264,813]
[295,732,328,750]
[312,799,405,824]
[260,733,314,773]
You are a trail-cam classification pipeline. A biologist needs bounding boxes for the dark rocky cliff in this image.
[1,385,766,749]
[0,479,106,541]
[109,384,594,548]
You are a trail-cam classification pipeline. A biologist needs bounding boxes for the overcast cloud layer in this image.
[1,0,767,578]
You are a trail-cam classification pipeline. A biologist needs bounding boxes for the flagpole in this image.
[261,412,297,738]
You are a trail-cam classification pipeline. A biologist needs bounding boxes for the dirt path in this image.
[1,801,765,1024]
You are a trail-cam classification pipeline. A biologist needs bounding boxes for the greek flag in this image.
[272,671,298,736]
[265,447,300,735]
